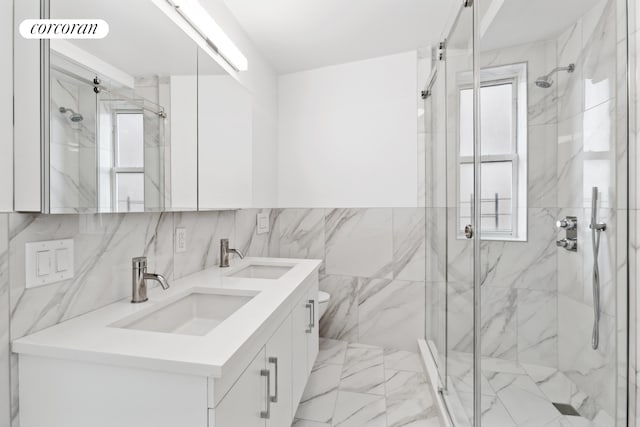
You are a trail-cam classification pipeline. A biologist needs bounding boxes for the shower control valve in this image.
[556,238,577,252]
[556,217,577,230]
[556,216,577,252]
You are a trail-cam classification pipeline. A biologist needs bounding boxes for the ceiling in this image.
[480,0,604,51]
[221,0,459,74]
[53,0,607,78]
[223,0,608,74]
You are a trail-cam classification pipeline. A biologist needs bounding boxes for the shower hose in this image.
[590,186,606,350]
[591,221,602,350]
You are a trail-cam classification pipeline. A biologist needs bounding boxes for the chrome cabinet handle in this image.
[305,302,312,333]
[268,357,278,403]
[309,299,316,329]
[260,369,271,419]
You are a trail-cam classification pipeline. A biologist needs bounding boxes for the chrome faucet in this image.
[219,239,244,268]
[132,257,170,303]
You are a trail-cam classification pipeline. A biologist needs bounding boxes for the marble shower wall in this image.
[433,39,562,368]
[474,39,560,368]
[429,1,624,422]
[555,0,622,420]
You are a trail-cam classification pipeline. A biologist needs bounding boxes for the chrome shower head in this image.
[59,106,84,122]
[535,77,553,89]
[535,63,575,89]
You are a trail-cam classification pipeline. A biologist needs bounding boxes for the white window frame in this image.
[112,109,145,212]
[457,63,528,241]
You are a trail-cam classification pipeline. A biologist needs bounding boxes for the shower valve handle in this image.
[556,217,577,230]
[556,238,577,251]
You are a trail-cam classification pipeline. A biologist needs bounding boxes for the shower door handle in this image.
[464,224,473,239]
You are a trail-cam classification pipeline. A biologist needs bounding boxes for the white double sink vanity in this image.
[13,258,322,427]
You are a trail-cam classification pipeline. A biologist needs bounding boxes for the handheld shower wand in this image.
[589,187,606,350]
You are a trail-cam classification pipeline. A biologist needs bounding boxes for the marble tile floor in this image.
[292,338,442,427]
[445,352,615,427]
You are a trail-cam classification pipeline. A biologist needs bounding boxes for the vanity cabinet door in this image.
[212,348,266,427]
[265,314,293,427]
[291,295,310,409]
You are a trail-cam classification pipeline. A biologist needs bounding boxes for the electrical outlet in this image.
[175,228,187,253]
[257,212,270,234]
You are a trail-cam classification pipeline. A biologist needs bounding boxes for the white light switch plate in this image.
[175,227,187,253]
[25,239,74,289]
[256,212,270,234]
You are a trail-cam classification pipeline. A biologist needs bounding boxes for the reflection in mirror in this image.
[49,0,198,213]
[197,48,253,210]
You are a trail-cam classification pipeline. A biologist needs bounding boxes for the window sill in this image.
[456,234,527,242]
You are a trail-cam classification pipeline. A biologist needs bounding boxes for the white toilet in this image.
[318,291,331,320]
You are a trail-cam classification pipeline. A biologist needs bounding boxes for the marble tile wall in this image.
[3,209,277,426]
[274,208,426,353]
[441,39,561,368]
[0,214,9,427]
[544,0,627,417]
[555,0,622,420]
[0,207,425,425]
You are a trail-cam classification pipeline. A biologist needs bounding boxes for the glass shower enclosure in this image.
[422,0,630,426]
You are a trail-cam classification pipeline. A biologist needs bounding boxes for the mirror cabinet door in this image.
[48,0,198,213]
[197,48,253,210]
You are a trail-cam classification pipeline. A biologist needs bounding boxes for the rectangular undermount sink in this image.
[116,291,254,336]
[228,264,292,279]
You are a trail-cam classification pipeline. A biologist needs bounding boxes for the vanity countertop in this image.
[12,257,321,378]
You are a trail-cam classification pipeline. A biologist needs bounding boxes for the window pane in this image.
[481,83,514,155]
[116,113,144,167]
[459,163,474,229]
[116,173,144,212]
[459,89,474,157]
[458,161,513,233]
[480,161,513,232]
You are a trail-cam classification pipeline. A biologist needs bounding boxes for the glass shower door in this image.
[424,53,447,389]
[423,4,478,425]
[475,0,629,425]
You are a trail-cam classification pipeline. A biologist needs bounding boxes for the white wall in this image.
[1,1,13,211]
[277,51,419,207]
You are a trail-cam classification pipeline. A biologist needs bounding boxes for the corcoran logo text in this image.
[19,19,109,39]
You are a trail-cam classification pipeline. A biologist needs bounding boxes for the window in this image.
[113,111,145,212]
[458,64,527,240]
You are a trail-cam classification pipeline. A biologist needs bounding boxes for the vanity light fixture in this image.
[165,0,248,72]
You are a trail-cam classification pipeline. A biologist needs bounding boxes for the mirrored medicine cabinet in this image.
[14,0,253,213]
